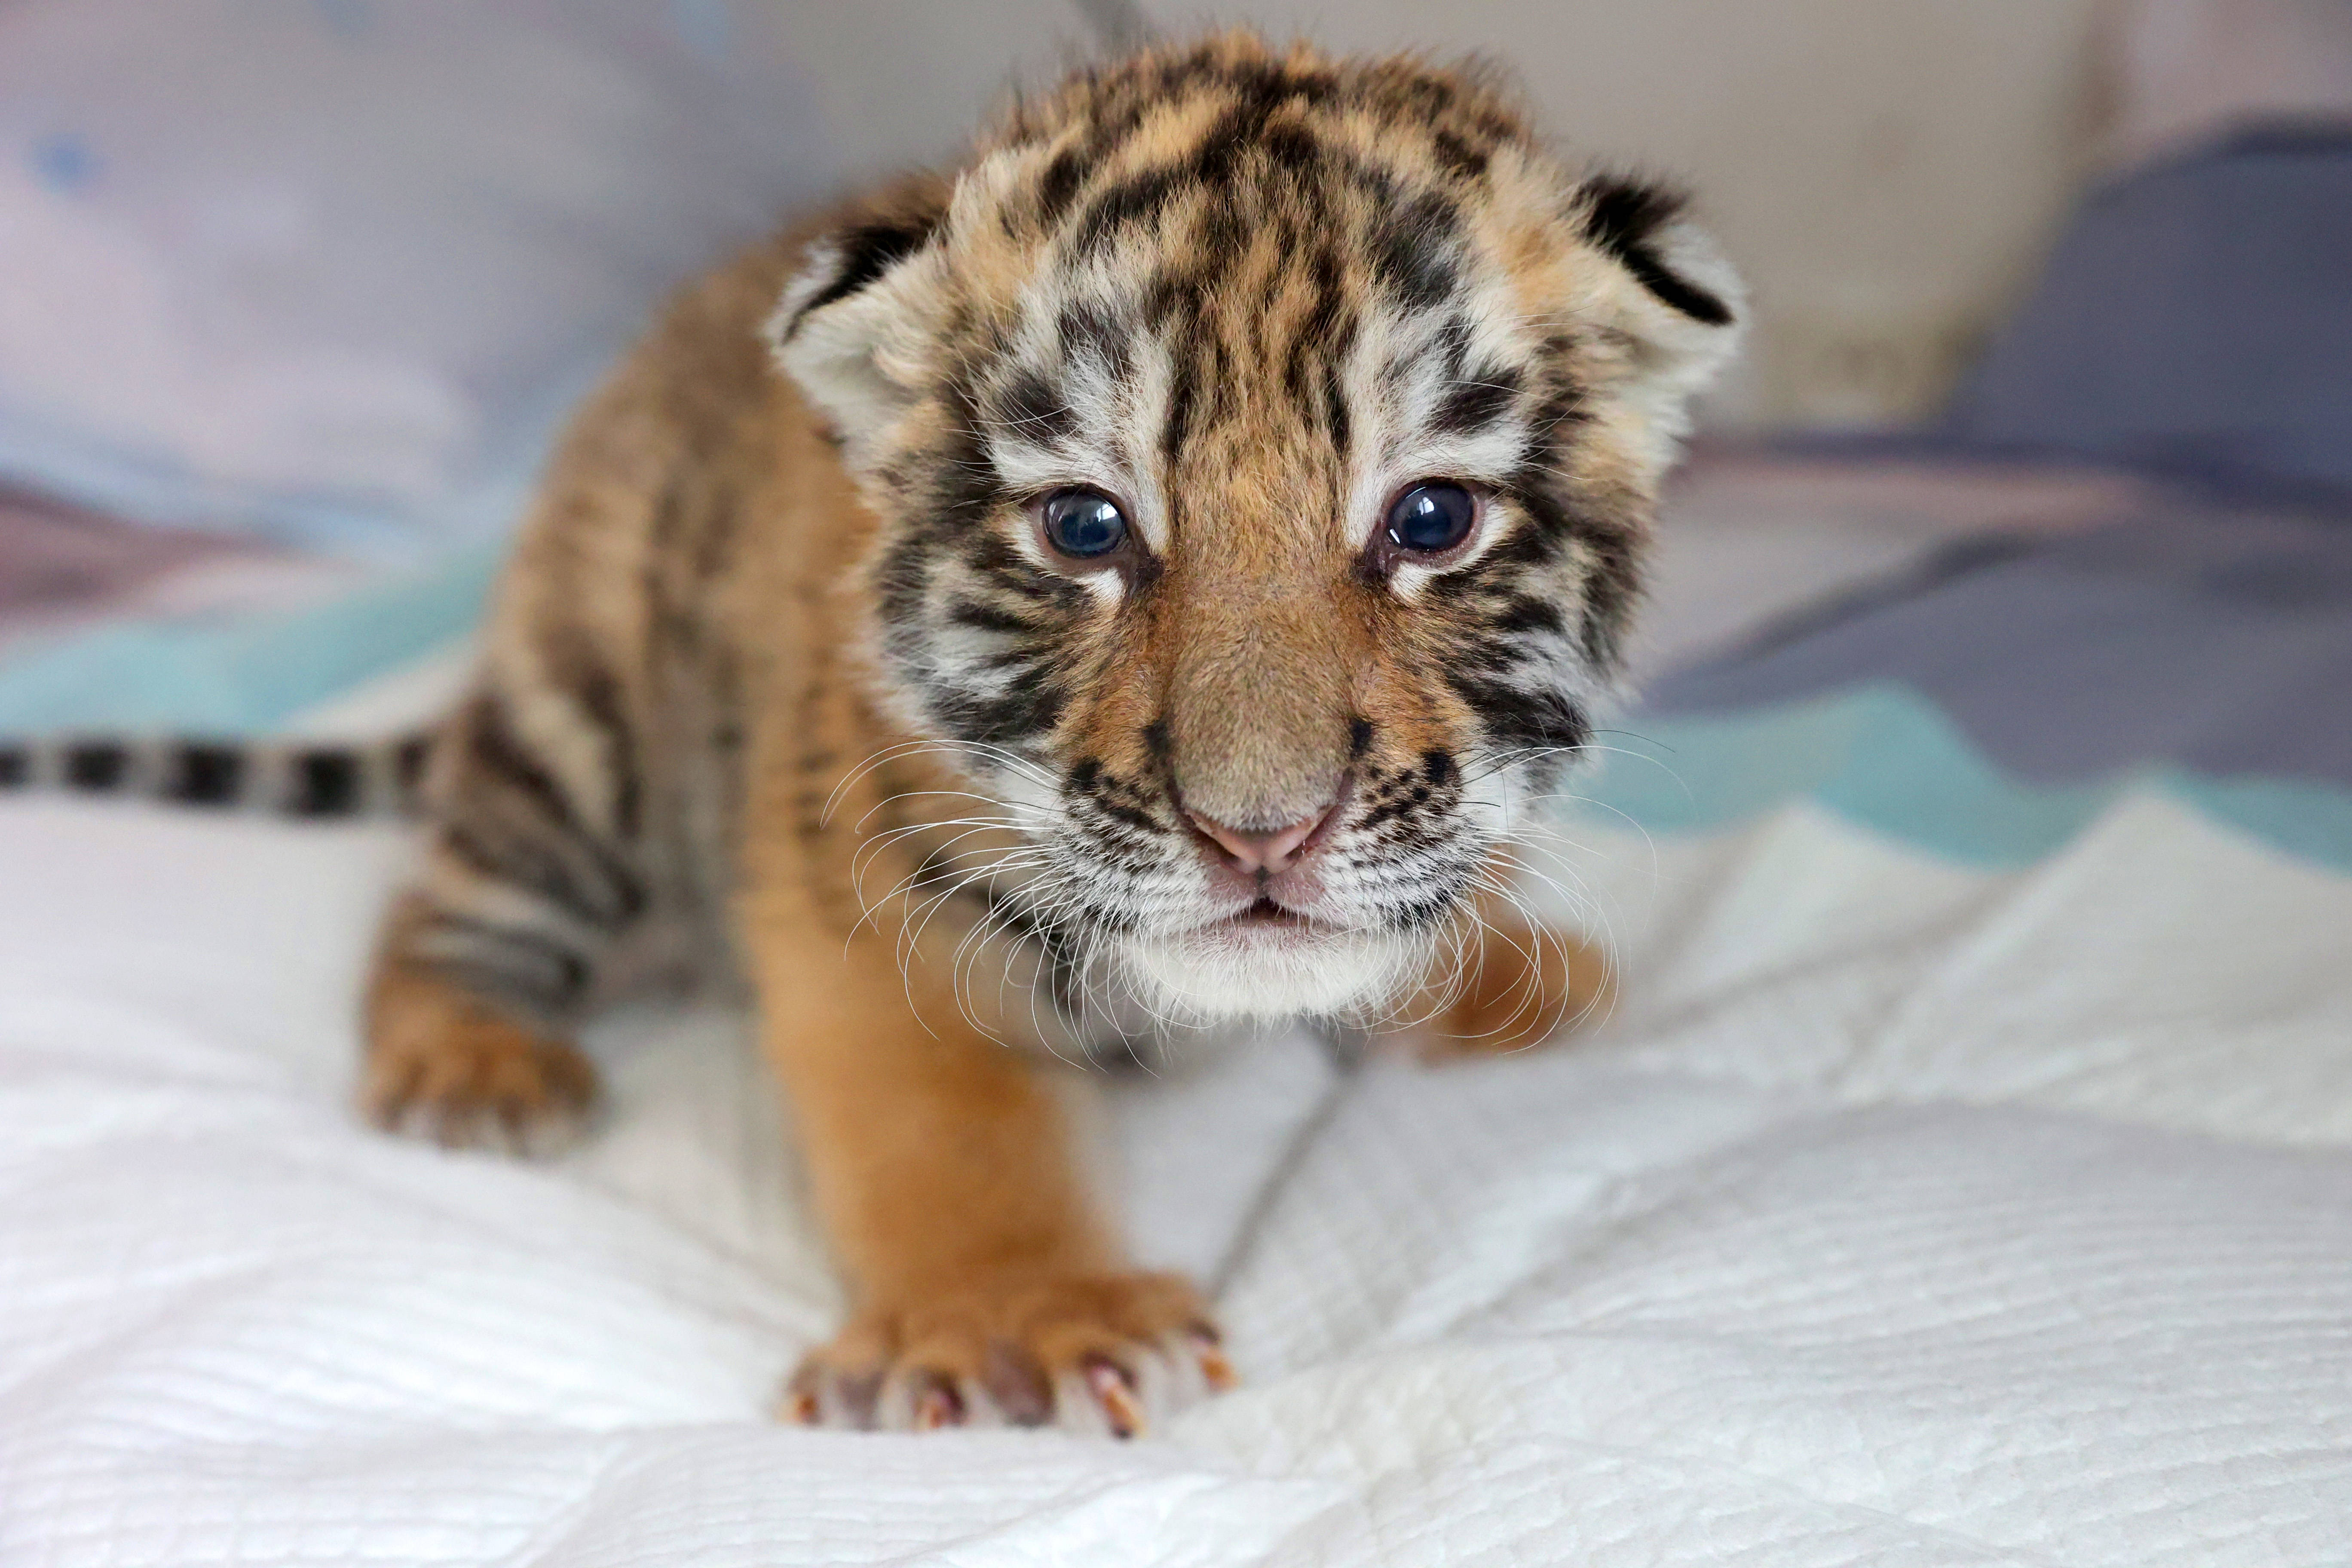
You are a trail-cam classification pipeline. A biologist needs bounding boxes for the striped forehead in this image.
[970,198,1545,551]
[973,276,1176,549]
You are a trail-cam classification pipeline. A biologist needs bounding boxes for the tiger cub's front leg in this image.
[359,690,640,1154]
[363,894,600,1155]
[750,909,1232,1435]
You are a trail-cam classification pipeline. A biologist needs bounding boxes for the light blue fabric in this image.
[0,543,497,734]
[1583,684,2352,875]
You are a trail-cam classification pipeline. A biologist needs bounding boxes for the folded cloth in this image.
[2,690,2347,1565]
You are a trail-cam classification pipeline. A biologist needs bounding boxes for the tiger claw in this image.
[911,1377,965,1430]
[1085,1357,1145,1438]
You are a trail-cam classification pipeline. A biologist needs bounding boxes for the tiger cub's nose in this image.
[1184,795,1343,876]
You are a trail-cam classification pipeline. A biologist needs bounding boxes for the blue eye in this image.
[1041,489,1129,559]
[1385,482,1477,554]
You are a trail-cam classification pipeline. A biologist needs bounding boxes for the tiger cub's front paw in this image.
[361,971,597,1156]
[783,1270,1233,1436]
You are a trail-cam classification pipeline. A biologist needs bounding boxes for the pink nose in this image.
[1185,799,1341,876]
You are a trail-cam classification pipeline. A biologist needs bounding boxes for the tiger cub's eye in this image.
[1040,489,1129,559]
[1385,482,1477,553]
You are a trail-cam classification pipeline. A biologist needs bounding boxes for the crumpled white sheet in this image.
[1,790,2347,1566]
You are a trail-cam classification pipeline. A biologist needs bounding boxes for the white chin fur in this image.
[1121,924,1426,1022]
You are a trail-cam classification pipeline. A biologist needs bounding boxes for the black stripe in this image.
[941,664,1066,748]
[1578,530,1642,667]
[466,696,583,837]
[1388,888,1464,932]
[0,745,26,788]
[875,536,936,640]
[64,741,129,792]
[1187,103,1270,190]
[1161,349,1198,464]
[947,598,1035,635]
[1356,780,1435,832]
[1260,119,1323,177]
[164,743,244,805]
[964,515,1078,606]
[1490,595,1567,638]
[989,368,1076,446]
[1369,190,1461,312]
[1527,382,1589,446]
[456,695,647,927]
[1220,55,1338,113]
[289,749,361,816]
[420,913,595,1015]
[441,818,637,935]
[1579,176,1733,327]
[1067,757,1163,836]
[1056,301,1133,381]
[1035,144,1091,226]
[1082,792,1161,838]
[1431,618,1525,673]
[1448,675,1590,753]
[394,735,432,796]
[1498,484,1591,554]
[1430,128,1489,180]
[1432,365,1522,437]
[1073,162,1189,254]
[786,208,943,335]
[1320,355,1353,462]
[557,652,641,841]
[1282,245,1352,423]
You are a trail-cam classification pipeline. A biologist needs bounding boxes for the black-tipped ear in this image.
[1577,175,1736,327]
[1564,173,1744,482]
[774,184,952,341]
[767,176,954,452]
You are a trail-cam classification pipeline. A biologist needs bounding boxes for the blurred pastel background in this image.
[2,0,2348,735]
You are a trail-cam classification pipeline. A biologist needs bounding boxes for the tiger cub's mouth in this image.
[1227,897,1317,930]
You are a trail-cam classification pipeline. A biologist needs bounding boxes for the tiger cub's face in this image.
[772,36,1741,1023]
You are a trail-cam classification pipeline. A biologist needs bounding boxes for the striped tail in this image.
[0,732,436,818]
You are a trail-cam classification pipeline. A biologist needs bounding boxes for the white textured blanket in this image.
[2,784,2348,1565]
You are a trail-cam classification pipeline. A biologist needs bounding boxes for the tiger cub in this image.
[328,34,1736,1435]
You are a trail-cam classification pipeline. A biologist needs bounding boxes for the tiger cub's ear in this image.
[767,175,955,462]
[1569,174,1746,477]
